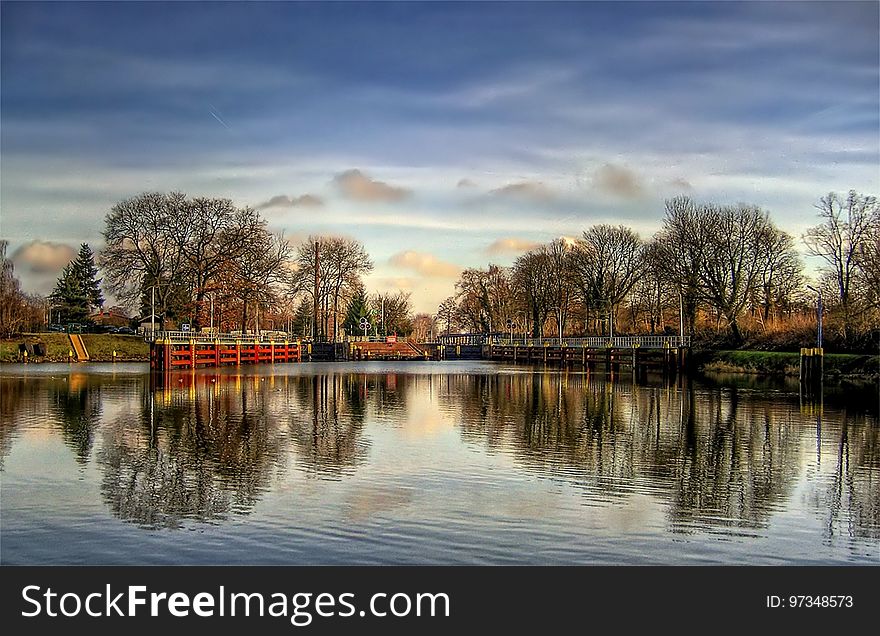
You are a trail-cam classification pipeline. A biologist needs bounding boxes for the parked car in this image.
[116,326,136,335]
[47,324,65,332]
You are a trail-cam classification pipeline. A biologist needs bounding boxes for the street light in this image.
[806,285,823,349]
[550,306,563,345]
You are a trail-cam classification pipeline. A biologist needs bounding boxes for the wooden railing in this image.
[488,335,691,349]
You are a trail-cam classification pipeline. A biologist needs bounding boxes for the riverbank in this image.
[2,336,878,380]
[693,349,879,380]
[0,333,149,362]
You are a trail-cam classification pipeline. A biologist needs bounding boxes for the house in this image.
[89,306,131,328]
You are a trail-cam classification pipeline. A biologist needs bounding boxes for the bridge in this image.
[146,330,691,373]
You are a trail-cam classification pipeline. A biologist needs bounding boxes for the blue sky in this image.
[2,1,878,312]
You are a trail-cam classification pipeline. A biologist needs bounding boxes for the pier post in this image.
[190,338,196,368]
[800,347,823,387]
[215,339,221,366]
[236,340,241,365]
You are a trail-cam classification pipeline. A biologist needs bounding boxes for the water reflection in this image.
[98,373,293,528]
[1,364,877,554]
[282,373,370,477]
[444,371,877,535]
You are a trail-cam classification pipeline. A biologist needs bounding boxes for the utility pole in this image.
[313,240,319,340]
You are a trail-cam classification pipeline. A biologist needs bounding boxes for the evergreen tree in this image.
[72,243,104,310]
[291,298,313,338]
[343,288,373,336]
[50,264,90,324]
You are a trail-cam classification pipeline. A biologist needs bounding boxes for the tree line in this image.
[1,189,876,350]
[440,191,879,350]
[96,192,400,340]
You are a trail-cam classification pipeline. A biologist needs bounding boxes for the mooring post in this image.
[236,340,241,365]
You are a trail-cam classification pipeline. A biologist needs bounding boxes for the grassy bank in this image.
[694,349,879,379]
[1,333,149,362]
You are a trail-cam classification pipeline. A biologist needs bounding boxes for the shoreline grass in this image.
[1,333,149,362]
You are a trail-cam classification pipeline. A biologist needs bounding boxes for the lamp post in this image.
[551,306,563,345]
[679,291,685,345]
[209,294,214,333]
[806,285,823,349]
[150,285,156,339]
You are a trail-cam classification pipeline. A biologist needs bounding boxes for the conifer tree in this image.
[72,243,104,311]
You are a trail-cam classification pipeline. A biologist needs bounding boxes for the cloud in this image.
[457,178,478,188]
[669,178,693,191]
[593,164,644,198]
[257,193,324,209]
[490,181,555,201]
[333,169,411,202]
[11,240,76,275]
[486,237,542,255]
[389,250,461,278]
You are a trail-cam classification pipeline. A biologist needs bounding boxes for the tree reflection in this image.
[285,373,371,478]
[0,376,34,468]
[446,371,871,532]
[822,415,880,541]
[49,373,103,464]
[98,372,291,528]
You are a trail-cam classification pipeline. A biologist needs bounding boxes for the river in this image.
[1,361,877,564]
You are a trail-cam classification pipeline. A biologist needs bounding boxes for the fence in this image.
[488,335,691,349]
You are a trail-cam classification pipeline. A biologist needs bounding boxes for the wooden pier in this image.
[482,336,690,374]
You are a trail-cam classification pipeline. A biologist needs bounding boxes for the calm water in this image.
[1,361,878,565]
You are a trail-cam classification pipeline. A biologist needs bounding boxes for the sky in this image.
[1,1,878,313]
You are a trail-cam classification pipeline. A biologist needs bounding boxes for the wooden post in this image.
[236,340,241,365]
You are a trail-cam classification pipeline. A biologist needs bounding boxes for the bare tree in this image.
[512,250,553,337]
[855,223,880,310]
[804,191,879,340]
[436,296,458,335]
[631,240,672,334]
[0,241,45,337]
[573,225,644,335]
[699,203,770,344]
[454,264,514,333]
[291,236,372,340]
[653,196,710,338]
[543,239,577,339]
[372,291,413,335]
[100,192,191,322]
[411,313,436,342]
[223,227,292,332]
[181,198,263,327]
[754,225,802,326]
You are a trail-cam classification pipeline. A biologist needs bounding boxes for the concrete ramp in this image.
[68,333,90,361]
